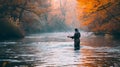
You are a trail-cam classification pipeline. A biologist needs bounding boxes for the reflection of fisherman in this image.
[67,28,81,50]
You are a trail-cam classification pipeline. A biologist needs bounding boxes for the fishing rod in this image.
[59,0,81,36]
[58,0,72,35]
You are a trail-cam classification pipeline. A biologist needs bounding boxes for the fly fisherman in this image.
[67,28,81,50]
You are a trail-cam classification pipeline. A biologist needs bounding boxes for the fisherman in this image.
[67,28,81,50]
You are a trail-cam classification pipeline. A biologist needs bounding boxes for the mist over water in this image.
[0,32,120,67]
[31,0,79,32]
[1,0,120,67]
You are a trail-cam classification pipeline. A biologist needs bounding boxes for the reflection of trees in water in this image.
[0,42,38,67]
[77,35,120,67]
[79,48,120,67]
[0,32,120,67]
[0,61,33,67]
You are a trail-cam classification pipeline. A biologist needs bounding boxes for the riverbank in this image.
[0,19,24,40]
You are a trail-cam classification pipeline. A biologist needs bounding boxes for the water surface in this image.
[0,32,120,67]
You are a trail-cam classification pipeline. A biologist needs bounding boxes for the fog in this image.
[24,0,80,33]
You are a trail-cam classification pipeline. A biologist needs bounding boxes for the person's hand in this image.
[67,36,70,38]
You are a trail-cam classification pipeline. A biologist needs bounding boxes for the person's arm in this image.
[67,36,74,39]
[79,32,81,38]
[71,32,80,39]
[67,33,75,39]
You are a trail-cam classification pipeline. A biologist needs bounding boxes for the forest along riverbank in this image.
[0,32,120,67]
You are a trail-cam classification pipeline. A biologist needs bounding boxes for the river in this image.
[0,32,120,67]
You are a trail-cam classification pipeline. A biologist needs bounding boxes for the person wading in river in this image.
[67,28,81,50]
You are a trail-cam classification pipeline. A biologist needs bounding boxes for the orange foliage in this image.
[77,0,120,33]
[77,0,110,14]
[82,16,95,26]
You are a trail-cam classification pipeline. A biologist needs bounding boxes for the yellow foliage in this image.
[82,17,94,26]
[76,0,120,32]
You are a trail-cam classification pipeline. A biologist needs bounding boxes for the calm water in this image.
[0,32,120,67]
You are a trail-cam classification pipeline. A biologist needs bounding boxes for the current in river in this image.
[0,32,120,67]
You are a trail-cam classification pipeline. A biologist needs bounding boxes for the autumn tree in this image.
[0,0,27,39]
[77,0,120,35]
[0,0,51,39]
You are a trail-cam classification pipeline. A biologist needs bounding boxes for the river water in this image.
[0,32,120,67]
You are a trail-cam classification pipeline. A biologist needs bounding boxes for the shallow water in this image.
[0,32,120,67]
